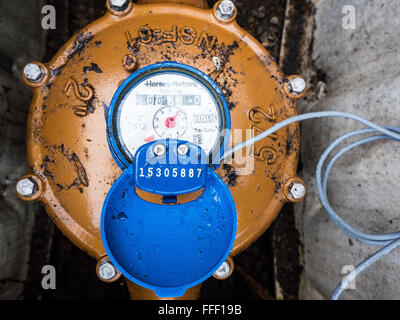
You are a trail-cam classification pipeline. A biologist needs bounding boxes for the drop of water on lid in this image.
[117,212,128,220]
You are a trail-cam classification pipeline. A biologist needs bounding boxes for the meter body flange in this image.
[21,0,302,300]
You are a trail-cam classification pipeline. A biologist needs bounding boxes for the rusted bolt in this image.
[290,182,306,200]
[216,0,236,21]
[288,77,306,95]
[177,144,189,156]
[153,144,166,157]
[213,257,234,280]
[98,260,117,281]
[16,178,38,197]
[122,54,138,72]
[23,63,45,83]
[109,0,130,11]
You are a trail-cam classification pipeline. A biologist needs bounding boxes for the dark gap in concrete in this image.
[0,53,14,76]
[271,204,302,299]
[23,207,54,300]
[273,0,315,300]
[280,0,314,76]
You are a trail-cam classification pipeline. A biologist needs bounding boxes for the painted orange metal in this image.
[20,0,303,298]
[127,282,203,300]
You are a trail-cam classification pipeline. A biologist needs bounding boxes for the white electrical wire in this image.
[221,111,400,300]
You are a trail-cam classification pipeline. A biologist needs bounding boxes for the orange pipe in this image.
[127,281,203,300]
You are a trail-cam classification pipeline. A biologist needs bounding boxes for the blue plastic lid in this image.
[101,140,237,297]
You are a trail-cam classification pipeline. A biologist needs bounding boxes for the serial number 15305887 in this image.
[139,167,203,179]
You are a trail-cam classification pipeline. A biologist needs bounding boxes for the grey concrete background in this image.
[0,0,45,299]
[296,0,400,299]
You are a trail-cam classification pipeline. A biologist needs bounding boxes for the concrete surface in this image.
[296,0,400,299]
[0,0,45,299]
[0,1,46,73]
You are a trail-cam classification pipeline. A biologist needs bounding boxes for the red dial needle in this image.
[165,111,181,129]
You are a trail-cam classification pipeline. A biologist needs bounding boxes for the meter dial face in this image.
[116,71,223,162]
[152,106,188,138]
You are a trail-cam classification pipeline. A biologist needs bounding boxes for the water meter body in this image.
[18,0,305,299]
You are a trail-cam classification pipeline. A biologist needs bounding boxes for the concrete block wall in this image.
[0,0,45,299]
[296,0,400,299]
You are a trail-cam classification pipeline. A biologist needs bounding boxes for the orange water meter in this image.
[17,0,306,299]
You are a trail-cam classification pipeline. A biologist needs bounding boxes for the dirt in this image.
[83,63,103,74]
[280,0,315,75]
[235,0,287,61]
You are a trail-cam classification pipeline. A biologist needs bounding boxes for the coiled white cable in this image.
[222,111,400,300]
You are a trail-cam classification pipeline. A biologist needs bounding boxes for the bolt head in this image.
[98,261,117,280]
[290,182,306,199]
[216,0,236,20]
[109,0,129,11]
[122,54,137,72]
[153,144,166,157]
[177,144,189,156]
[23,63,44,83]
[214,261,231,278]
[288,77,306,95]
[212,56,221,69]
[16,178,37,197]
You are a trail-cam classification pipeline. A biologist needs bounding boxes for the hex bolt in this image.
[16,178,38,197]
[98,261,117,281]
[177,144,189,156]
[213,260,231,279]
[212,56,221,70]
[289,182,306,200]
[288,77,306,95]
[216,0,236,21]
[109,0,130,11]
[122,54,138,72]
[153,144,166,157]
[23,63,45,83]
